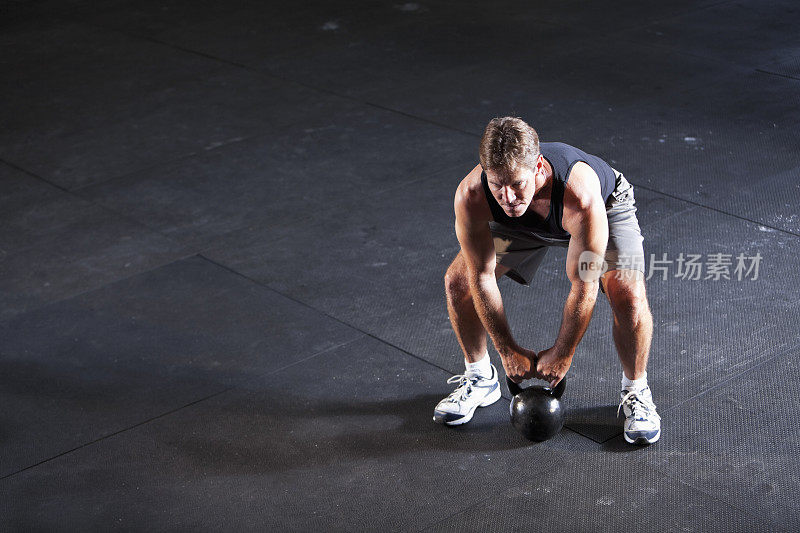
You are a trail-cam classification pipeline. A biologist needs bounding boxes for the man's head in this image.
[479,117,544,217]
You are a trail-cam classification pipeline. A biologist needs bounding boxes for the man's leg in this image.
[435,229,550,426]
[601,269,660,444]
[600,270,652,380]
[433,252,509,425]
[444,251,509,364]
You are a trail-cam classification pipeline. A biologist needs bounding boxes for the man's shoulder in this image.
[455,165,492,221]
[564,162,603,213]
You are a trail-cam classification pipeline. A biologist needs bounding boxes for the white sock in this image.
[622,371,648,391]
[465,352,492,379]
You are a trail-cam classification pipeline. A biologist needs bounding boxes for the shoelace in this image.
[445,374,478,403]
[617,389,660,420]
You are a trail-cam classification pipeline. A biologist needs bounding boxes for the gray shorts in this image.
[491,170,645,287]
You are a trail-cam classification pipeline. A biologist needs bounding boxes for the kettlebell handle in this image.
[506,376,566,399]
[506,376,524,396]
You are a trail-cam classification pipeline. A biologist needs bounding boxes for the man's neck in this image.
[534,159,554,199]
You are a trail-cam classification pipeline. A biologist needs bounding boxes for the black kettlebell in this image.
[506,376,566,442]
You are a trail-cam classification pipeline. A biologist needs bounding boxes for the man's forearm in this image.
[553,281,599,356]
[468,274,518,354]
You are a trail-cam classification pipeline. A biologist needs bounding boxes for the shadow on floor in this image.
[565,404,624,444]
[163,392,553,475]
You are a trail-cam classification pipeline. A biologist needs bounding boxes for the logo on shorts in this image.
[578,251,608,282]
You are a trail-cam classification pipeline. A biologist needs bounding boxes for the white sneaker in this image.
[433,365,501,426]
[618,386,661,444]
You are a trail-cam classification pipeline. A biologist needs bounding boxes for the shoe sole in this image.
[433,385,502,426]
[624,428,661,445]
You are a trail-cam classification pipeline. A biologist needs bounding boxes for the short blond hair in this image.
[479,117,540,172]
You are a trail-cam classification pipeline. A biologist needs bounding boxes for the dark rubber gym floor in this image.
[2,0,799,530]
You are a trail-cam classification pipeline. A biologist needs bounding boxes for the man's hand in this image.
[500,346,539,383]
[536,346,573,388]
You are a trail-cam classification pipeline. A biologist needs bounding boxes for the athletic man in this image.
[433,117,661,445]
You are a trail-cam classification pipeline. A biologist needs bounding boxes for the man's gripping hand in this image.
[500,346,539,383]
[536,346,573,388]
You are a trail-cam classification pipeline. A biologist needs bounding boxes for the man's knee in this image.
[606,275,651,328]
[621,296,650,325]
[444,259,471,303]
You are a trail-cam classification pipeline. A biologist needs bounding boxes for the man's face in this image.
[485,158,541,217]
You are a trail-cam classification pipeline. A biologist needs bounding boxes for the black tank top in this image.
[480,142,617,239]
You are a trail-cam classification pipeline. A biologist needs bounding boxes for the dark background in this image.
[1,0,799,530]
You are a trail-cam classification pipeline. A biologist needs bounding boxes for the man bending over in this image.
[433,116,661,445]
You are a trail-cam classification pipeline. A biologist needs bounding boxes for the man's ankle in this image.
[465,352,492,379]
[622,371,648,390]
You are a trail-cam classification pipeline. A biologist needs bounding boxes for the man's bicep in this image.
[455,213,496,278]
[565,203,608,284]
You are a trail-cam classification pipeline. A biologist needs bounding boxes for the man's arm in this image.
[537,163,609,386]
[454,169,537,381]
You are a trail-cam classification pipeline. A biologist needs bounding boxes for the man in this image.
[433,117,661,445]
